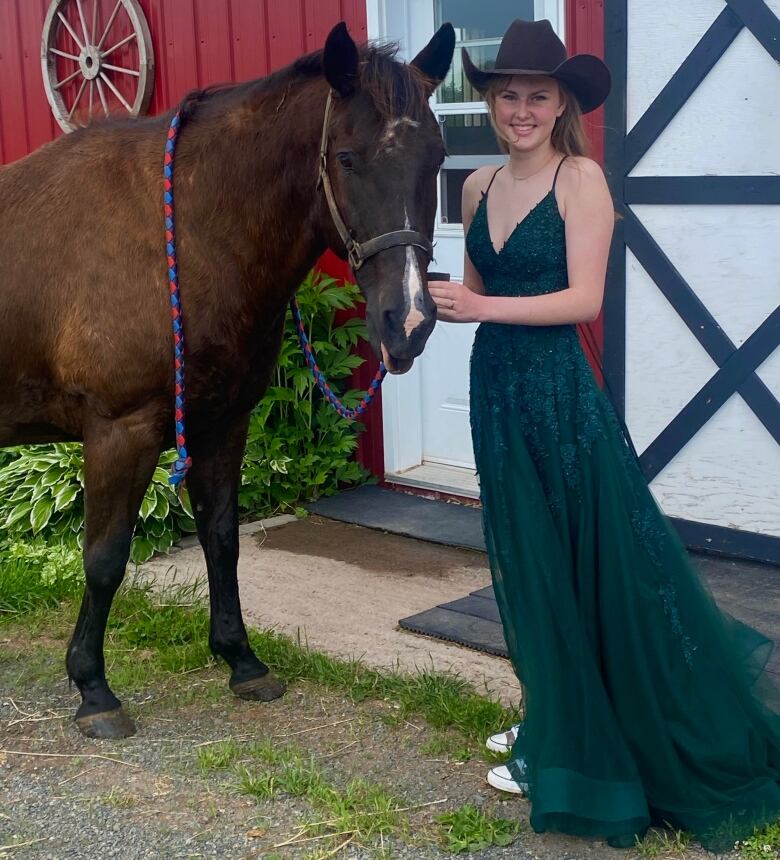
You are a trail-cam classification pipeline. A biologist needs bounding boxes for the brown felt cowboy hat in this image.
[462,18,611,114]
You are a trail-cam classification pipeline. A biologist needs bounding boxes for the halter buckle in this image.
[347,242,364,271]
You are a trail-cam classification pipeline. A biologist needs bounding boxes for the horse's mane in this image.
[173,42,429,127]
[294,42,431,121]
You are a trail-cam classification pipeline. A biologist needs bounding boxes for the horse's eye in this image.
[337,151,355,171]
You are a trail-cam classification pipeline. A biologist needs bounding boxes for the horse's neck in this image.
[180,77,331,314]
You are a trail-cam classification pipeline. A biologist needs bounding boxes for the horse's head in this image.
[317,23,455,374]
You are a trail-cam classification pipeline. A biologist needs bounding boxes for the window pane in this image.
[441,113,501,156]
[440,169,473,224]
[434,0,535,104]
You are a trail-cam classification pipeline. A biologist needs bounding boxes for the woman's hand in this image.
[429,280,485,323]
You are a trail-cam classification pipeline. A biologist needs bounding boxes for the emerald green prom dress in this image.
[467,162,780,850]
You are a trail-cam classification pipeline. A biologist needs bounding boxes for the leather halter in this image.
[317,90,433,271]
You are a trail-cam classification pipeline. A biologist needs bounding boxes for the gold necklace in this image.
[508,153,558,181]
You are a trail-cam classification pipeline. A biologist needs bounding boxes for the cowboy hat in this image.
[461,18,610,114]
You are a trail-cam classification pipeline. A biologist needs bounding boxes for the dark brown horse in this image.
[0,23,454,738]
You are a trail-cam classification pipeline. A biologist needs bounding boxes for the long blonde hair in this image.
[484,76,590,157]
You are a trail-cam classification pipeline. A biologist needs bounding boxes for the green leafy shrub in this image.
[0,538,83,616]
[0,445,195,563]
[239,270,370,515]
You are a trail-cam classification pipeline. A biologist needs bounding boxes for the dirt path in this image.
[141,516,521,704]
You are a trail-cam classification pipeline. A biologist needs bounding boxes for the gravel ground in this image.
[0,653,724,860]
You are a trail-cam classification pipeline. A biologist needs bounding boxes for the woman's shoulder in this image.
[462,165,502,221]
[556,155,614,218]
[558,155,607,189]
[464,164,503,196]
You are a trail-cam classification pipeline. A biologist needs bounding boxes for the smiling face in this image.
[488,75,565,154]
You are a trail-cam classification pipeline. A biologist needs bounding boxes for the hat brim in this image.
[461,47,610,114]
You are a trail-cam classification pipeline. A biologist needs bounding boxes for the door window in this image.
[433,0,564,226]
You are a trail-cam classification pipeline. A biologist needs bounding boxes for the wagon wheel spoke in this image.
[97,0,122,50]
[99,70,132,113]
[67,75,88,121]
[57,10,84,52]
[101,31,137,59]
[91,0,98,43]
[51,47,80,61]
[95,76,110,117]
[88,79,94,119]
[102,62,140,77]
[54,67,83,90]
[75,0,89,44]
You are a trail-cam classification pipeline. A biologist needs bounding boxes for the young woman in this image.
[428,18,780,851]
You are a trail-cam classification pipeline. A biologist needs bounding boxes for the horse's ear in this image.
[410,23,455,95]
[323,22,359,97]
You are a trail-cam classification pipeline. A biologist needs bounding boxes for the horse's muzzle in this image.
[378,306,437,374]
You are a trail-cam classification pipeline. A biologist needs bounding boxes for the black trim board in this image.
[622,7,743,175]
[603,0,780,563]
[640,307,780,480]
[625,176,780,204]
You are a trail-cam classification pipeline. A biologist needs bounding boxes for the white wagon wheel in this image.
[41,0,154,133]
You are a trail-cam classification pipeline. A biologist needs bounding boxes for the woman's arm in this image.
[430,169,488,322]
[432,158,614,325]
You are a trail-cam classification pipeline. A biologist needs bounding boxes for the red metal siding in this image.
[0,0,367,165]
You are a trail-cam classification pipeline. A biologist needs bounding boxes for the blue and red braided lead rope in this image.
[164,111,191,487]
[289,298,386,420]
[163,110,386,486]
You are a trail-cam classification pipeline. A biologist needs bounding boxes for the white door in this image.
[367,0,564,496]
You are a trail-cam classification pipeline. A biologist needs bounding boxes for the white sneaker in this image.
[485,723,522,754]
[486,764,528,795]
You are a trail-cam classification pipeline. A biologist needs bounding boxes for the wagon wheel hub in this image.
[79,45,102,81]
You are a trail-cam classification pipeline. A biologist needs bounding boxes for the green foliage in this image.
[239,270,370,516]
[0,445,195,563]
[436,804,520,853]
[737,821,780,859]
[0,538,83,617]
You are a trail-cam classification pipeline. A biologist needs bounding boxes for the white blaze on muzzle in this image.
[401,206,426,338]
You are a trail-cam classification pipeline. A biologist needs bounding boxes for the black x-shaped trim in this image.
[605,0,780,481]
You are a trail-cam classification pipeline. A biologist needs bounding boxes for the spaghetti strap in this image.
[483,165,504,197]
[551,155,568,192]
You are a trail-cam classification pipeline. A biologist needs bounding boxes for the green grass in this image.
[629,828,692,857]
[436,804,520,853]
[738,820,780,859]
[420,732,473,763]
[0,539,83,618]
[236,745,410,850]
[1,546,519,749]
[196,739,245,775]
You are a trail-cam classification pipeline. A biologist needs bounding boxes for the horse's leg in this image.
[67,416,162,738]
[186,414,286,701]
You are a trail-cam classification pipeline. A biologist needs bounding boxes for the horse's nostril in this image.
[383,308,400,331]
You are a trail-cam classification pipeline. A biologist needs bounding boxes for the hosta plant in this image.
[0,445,195,563]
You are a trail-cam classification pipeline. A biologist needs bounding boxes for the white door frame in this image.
[366,0,565,477]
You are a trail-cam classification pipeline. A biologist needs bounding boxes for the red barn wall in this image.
[0,0,367,163]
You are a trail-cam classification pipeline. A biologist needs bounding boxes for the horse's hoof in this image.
[230,672,286,702]
[75,707,136,739]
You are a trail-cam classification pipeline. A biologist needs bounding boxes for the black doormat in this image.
[309,487,780,678]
